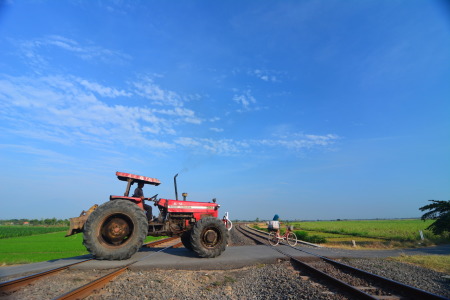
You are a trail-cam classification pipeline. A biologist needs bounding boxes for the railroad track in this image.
[237,224,446,300]
[0,237,181,299]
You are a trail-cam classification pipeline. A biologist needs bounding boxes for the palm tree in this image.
[419,200,450,235]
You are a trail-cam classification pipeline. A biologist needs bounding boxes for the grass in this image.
[0,225,69,239]
[254,219,448,248]
[0,228,164,265]
[389,255,450,274]
[144,235,166,243]
[291,219,437,242]
[0,231,89,265]
[209,275,236,289]
[294,230,327,243]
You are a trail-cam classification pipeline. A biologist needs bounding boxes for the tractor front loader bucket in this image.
[65,204,98,237]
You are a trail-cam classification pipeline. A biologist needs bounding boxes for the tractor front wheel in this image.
[190,217,228,258]
[83,200,148,260]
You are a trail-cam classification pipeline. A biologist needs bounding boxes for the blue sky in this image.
[0,1,449,221]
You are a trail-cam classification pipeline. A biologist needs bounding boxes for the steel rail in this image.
[53,265,129,300]
[52,241,181,300]
[236,225,378,299]
[238,225,447,300]
[143,236,179,247]
[275,246,381,299]
[0,259,93,293]
[0,237,178,295]
[171,242,184,248]
[248,225,447,300]
[283,245,447,300]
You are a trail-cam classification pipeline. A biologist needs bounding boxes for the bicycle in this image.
[268,225,297,246]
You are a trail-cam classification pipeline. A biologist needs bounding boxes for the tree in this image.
[419,200,450,235]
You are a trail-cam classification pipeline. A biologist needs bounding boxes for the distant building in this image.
[23,222,30,225]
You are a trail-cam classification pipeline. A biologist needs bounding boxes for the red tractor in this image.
[66,172,231,260]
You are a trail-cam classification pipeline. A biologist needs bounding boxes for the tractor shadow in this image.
[47,254,93,263]
[138,246,200,258]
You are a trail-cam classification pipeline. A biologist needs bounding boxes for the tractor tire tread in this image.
[83,200,147,260]
[190,217,228,258]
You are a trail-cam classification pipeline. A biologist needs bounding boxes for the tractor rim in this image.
[201,227,222,248]
[99,213,134,247]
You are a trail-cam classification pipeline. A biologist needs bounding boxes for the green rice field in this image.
[0,225,71,239]
[0,226,162,265]
[255,219,446,248]
[291,219,437,242]
[0,231,88,265]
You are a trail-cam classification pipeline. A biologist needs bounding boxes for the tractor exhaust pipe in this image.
[174,173,178,200]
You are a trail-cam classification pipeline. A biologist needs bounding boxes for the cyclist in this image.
[268,214,280,233]
[267,214,297,246]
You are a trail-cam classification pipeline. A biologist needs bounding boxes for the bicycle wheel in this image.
[286,232,297,246]
[268,232,279,246]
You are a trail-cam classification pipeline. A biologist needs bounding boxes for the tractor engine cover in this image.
[157,199,219,220]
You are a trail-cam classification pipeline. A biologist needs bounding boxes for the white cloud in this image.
[173,137,201,147]
[152,107,203,125]
[46,36,84,52]
[0,144,76,165]
[14,35,131,71]
[0,75,187,149]
[153,107,200,120]
[254,134,339,150]
[133,77,184,107]
[76,79,132,98]
[2,36,340,159]
[233,89,257,112]
[132,77,204,125]
[210,127,224,132]
[248,69,281,82]
[0,73,338,157]
[304,134,339,145]
[174,133,338,156]
[175,137,248,155]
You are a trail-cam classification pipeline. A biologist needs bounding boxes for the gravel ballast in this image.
[340,257,450,298]
[89,262,344,300]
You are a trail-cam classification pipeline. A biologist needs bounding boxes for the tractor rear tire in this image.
[181,230,193,251]
[190,217,229,258]
[83,200,148,260]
